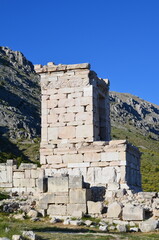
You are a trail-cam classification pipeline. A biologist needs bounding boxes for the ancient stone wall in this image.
[35,62,141,191]
[0,160,44,194]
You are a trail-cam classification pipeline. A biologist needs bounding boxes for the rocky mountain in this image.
[0,47,159,191]
[0,47,40,163]
[110,91,159,141]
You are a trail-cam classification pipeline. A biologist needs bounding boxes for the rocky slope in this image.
[0,47,40,140]
[0,47,40,163]
[110,91,159,140]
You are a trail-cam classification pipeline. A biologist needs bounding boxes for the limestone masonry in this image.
[35,62,141,191]
[1,62,150,221]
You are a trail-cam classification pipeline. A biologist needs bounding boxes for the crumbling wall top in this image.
[34,62,90,74]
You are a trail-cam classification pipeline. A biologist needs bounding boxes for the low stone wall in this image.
[0,160,44,194]
[41,140,141,191]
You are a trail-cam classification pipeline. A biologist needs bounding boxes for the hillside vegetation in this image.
[0,47,40,164]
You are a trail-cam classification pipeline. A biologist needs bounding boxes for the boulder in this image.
[122,204,145,221]
[22,231,36,240]
[12,236,22,240]
[99,225,108,231]
[117,224,127,232]
[139,219,158,233]
[27,209,38,218]
[107,202,122,219]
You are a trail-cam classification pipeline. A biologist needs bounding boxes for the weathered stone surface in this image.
[123,204,145,221]
[116,224,127,232]
[48,175,68,193]
[69,175,83,189]
[67,203,87,216]
[47,204,67,216]
[107,202,122,219]
[87,201,103,214]
[139,219,158,232]
[69,189,91,204]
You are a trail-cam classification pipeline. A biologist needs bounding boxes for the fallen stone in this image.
[27,209,38,218]
[69,220,83,226]
[99,225,108,231]
[0,238,10,240]
[63,219,70,225]
[139,219,158,233]
[50,217,62,224]
[12,236,22,240]
[107,202,122,219]
[22,231,36,240]
[85,220,93,226]
[117,224,127,232]
[130,227,139,232]
[122,204,145,221]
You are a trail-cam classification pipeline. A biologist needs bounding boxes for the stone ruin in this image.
[1,62,159,226]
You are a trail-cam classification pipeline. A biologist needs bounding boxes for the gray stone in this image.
[37,178,47,192]
[63,219,70,225]
[12,236,22,240]
[69,175,83,189]
[48,175,68,193]
[67,203,86,216]
[69,220,83,226]
[99,225,108,231]
[47,204,67,216]
[0,238,10,240]
[117,224,127,232]
[87,201,103,214]
[130,227,139,232]
[85,220,93,226]
[27,209,38,218]
[22,231,36,240]
[69,189,91,204]
[122,204,145,221]
[139,219,158,233]
[107,202,122,219]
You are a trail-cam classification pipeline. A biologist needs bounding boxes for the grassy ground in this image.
[1,213,159,240]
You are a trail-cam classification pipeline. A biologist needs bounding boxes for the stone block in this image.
[107,202,122,219]
[67,203,87,215]
[107,183,120,191]
[122,204,145,221]
[25,170,31,178]
[76,125,93,138]
[31,169,39,179]
[67,106,84,113]
[69,189,91,204]
[37,178,48,192]
[13,171,24,179]
[58,126,76,139]
[19,163,37,170]
[68,162,90,168]
[101,152,119,161]
[59,113,75,122]
[48,175,69,193]
[0,170,7,183]
[87,201,103,214]
[139,219,158,233]
[62,154,83,163]
[47,204,67,216]
[69,175,83,189]
[84,152,101,162]
[54,192,69,204]
[47,155,62,164]
[48,127,58,140]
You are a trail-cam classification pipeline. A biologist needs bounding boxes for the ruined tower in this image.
[35,62,141,191]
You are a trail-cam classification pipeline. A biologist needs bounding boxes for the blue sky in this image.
[1,0,159,105]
